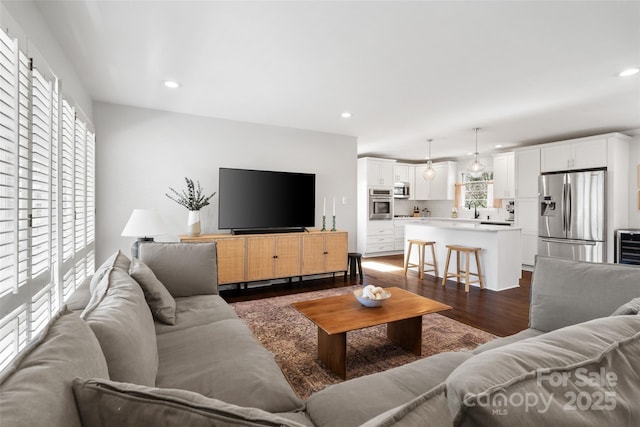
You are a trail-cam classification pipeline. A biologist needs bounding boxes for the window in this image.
[456,172,494,211]
[0,27,95,373]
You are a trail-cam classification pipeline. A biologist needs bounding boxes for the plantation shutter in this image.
[60,100,75,300]
[0,24,96,374]
[29,65,59,337]
[16,50,30,289]
[61,100,74,262]
[73,118,86,284]
[0,31,29,370]
[30,67,52,280]
[0,28,17,298]
[85,129,95,274]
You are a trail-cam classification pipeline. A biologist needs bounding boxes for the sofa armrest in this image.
[529,256,640,332]
[138,242,218,297]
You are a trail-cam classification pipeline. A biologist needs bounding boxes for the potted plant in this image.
[166,178,216,237]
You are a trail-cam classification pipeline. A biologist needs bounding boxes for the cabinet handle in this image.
[323,251,328,255]
[273,255,278,259]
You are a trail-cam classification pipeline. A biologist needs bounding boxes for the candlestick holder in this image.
[331,215,336,232]
[321,215,326,231]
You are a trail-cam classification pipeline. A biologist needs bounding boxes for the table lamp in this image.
[121,209,167,258]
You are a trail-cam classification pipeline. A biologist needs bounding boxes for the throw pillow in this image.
[359,383,452,427]
[72,378,308,427]
[610,297,640,316]
[138,242,218,297]
[447,315,640,426]
[89,250,131,293]
[82,268,158,386]
[0,307,109,427]
[129,258,176,325]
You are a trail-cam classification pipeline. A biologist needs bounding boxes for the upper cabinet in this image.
[393,163,411,183]
[540,138,607,173]
[412,161,457,200]
[515,148,540,198]
[364,158,396,187]
[492,152,515,199]
[412,165,429,200]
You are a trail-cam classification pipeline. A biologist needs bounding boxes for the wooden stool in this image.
[441,245,484,292]
[403,239,438,280]
[345,252,363,280]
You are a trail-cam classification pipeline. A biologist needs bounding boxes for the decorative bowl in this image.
[353,288,391,308]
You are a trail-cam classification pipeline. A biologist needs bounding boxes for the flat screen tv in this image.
[218,168,316,234]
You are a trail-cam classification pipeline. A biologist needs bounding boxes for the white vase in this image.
[188,210,201,237]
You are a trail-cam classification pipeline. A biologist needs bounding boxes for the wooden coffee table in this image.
[292,287,452,379]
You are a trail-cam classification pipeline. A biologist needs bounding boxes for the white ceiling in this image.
[34,0,640,162]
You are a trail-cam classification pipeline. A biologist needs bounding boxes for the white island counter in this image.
[404,221,522,291]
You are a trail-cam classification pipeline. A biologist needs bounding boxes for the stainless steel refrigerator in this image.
[538,170,606,262]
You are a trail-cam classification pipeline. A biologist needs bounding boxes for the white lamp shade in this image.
[121,209,167,237]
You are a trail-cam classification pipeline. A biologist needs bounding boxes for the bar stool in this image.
[403,239,438,280]
[441,245,484,292]
[345,252,363,280]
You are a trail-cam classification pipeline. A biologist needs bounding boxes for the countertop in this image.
[402,219,521,232]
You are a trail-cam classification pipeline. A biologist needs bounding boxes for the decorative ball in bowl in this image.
[353,285,391,308]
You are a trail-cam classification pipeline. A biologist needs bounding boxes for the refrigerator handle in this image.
[540,238,597,246]
[567,182,572,231]
[562,182,568,232]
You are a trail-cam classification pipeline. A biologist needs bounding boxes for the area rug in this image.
[230,286,495,399]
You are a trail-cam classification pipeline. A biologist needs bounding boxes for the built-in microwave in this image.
[393,182,410,198]
[369,188,393,220]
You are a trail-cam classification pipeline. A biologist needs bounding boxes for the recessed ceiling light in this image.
[619,68,639,77]
[163,80,181,88]
[495,144,503,148]
[341,112,351,118]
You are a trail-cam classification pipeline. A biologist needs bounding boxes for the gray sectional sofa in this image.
[1,242,639,426]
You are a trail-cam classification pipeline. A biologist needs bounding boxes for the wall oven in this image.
[369,188,393,220]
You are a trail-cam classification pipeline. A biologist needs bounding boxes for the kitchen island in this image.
[404,221,522,291]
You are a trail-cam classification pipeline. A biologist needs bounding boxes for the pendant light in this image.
[467,127,485,178]
[422,139,437,181]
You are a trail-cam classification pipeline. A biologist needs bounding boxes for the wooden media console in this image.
[181,231,348,286]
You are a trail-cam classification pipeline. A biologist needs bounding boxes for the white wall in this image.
[629,132,640,228]
[1,1,93,121]
[94,102,358,262]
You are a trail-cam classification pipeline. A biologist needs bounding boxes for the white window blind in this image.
[74,119,86,251]
[61,100,74,263]
[30,67,52,281]
[86,130,94,246]
[16,50,30,289]
[0,25,96,373]
[0,28,17,298]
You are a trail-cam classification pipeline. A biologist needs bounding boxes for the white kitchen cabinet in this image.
[407,167,416,200]
[540,138,607,172]
[493,152,515,199]
[365,158,396,187]
[515,148,540,198]
[412,164,430,200]
[393,163,411,183]
[515,197,538,266]
[412,161,457,200]
[365,220,395,253]
[358,158,404,256]
[394,220,406,251]
[521,234,538,267]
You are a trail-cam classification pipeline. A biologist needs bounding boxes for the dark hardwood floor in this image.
[221,254,531,337]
